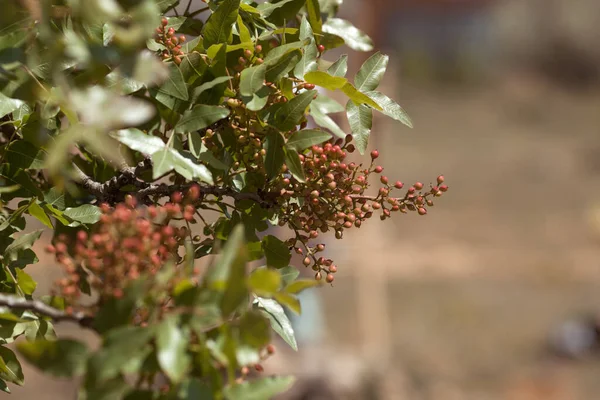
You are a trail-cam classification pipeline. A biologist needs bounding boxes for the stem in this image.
[0,293,94,327]
[188,7,210,18]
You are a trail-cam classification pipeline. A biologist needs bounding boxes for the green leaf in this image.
[151,148,173,179]
[256,0,296,17]
[286,129,332,151]
[203,0,241,47]
[322,18,374,52]
[271,90,316,131]
[15,269,36,295]
[0,185,19,194]
[205,225,246,286]
[283,147,305,182]
[156,316,190,384]
[43,188,65,210]
[63,204,101,225]
[152,147,214,184]
[265,49,302,83]
[355,52,389,92]
[27,202,52,228]
[306,0,323,35]
[175,379,214,400]
[255,296,297,350]
[236,15,251,43]
[242,86,271,112]
[280,266,300,286]
[310,107,347,138]
[159,63,188,101]
[239,311,271,349]
[0,378,9,393]
[263,41,307,65]
[114,129,165,155]
[192,76,232,99]
[328,54,348,77]
[264,0,305,25]
[220,242,249,316]
[285,279,322,294]
[274,292,301,314]
[248,268,281,296]
[188,133,228,170]
[0,346,23,385]
[293,17,318,80]
[341,83,381,109]
[239,64,267,97]
[5,230,42,260]
[312,94,344,114]
[174,105,230,134]
[346,100,373,155]
[157,0,178,11]
[17,339,88,378]
[225,376,295,399]
[261,235,291,269]
[4,140,46,170]
[304,71,346,90]
[264,131,285,179]
[366,91,413,128]
[164,17,187,30]
[320,32,346,51]
[0,92,24,118]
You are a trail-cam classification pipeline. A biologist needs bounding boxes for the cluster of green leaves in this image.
[0,0,414,398]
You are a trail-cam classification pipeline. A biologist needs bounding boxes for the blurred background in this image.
[15,0,600,398]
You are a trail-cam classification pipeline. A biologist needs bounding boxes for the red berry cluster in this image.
[238,344,276,381]
[234,45,265,72]
[46,188,202,308]
[275,138,448,282]
[154,18,186,65]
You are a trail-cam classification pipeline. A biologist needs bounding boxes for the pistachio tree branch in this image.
[0,293,94,327]
[73,158,276,207]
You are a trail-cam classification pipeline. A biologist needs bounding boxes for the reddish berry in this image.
[380,176,388,184]
[171,192,183,203]
[418,207,427,215]
[266,344,276,354]
[394,181,403,189]
[370,150,379,159]
[439,185,448,192]
[161,18,168,26]
[255,44,262,53]
[317,44,325,53]
[304,83,315,90]
[77,231,88,242]
[374,166,383,173]
[414,182,424,190]
[437,175,445,184]
[326,273,334,283]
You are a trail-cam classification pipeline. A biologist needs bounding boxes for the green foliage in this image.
[0,0,438,398]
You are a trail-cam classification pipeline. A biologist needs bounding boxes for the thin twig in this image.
[0,293,94,327]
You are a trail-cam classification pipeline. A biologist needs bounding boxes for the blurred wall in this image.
[350,0,600,86]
